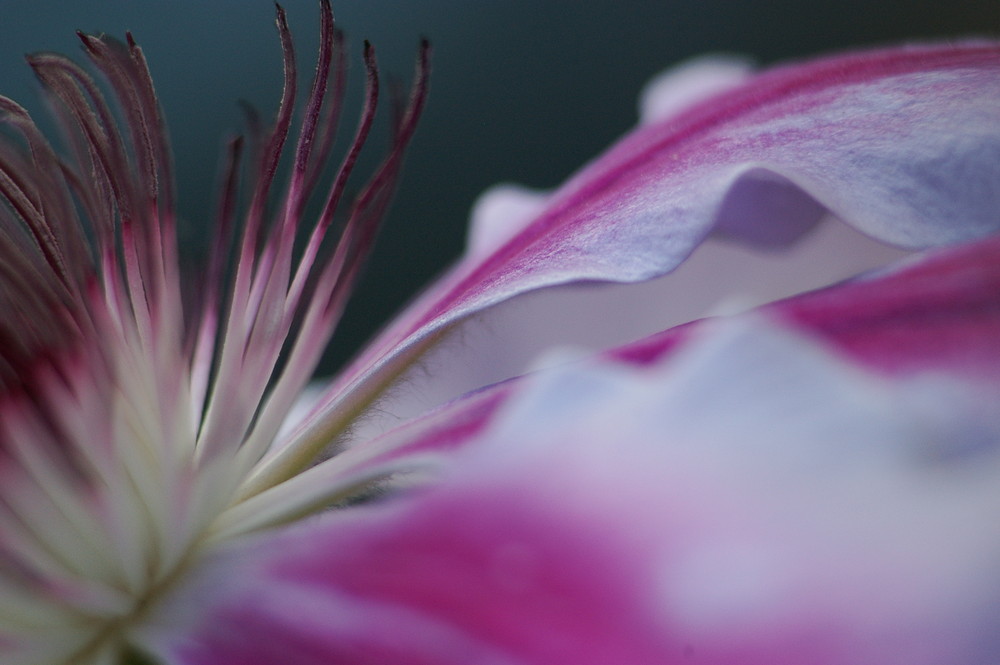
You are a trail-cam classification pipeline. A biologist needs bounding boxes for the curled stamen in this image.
[0,5,430,658]
[238,36,432,498]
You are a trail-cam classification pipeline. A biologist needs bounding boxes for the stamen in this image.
[0,4,431,659]
[189,136,245,434]
[193,2,301,465]
[239,36,432,498]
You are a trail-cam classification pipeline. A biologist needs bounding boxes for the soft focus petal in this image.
[638,54,755,126]
[466,185,551,257]
[283,41,1000,472]
[141,317,1000,664]
[614,233,1000,383]
[773,235,1000,380]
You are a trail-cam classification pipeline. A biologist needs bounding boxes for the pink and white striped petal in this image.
[270,41,1000,492]
[354,220,908,439]
[613,233,1000,383]
[139,316,1000,665]
[236,227,1000,535]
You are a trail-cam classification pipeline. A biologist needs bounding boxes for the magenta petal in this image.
[291,231,1000,539]
[358,221,908,432]
[184,510,673,665]
[613,234,1000,382]
[142,475,677,664]
[142,319,1000,665]
[774,235,1000,380]
[293,41,1000,452]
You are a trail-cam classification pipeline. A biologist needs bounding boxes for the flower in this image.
[1,1,998,663]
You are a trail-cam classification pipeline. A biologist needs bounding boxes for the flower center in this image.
[0,3,430,661]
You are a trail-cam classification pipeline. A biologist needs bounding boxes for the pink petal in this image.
[465,54,755,258]
[290,41,1000,456]
[355,220,907,439]
[139,318,1000,664]
[259,230,999,536]
[613,233,1000,382]
[775,235,1000,380]
[468,55,752,254]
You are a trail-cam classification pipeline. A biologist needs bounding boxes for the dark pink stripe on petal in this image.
[148,484,681,664]
[148,320,1000,664]
[611,234,1000,382]
[774,234,1000,380]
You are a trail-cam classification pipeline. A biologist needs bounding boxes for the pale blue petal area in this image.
[139,317,1000,664]
[353,221,909,440]
[464,54,756,258]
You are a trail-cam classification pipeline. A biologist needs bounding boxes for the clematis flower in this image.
[0,1,998,663]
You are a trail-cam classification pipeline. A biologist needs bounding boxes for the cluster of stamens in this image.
[0,2,428,662]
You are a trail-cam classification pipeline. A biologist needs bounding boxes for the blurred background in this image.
[1,0,997,374]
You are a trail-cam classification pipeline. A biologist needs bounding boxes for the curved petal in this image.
[139,317,1000,664]
[244,230,998,532]
[274,41,1000,485]
[351,220,908,439]
[466,53,756,258]
[235,228,998,534]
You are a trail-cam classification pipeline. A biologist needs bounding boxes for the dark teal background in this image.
[1,1,997,373]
